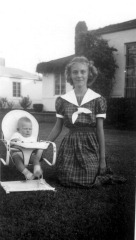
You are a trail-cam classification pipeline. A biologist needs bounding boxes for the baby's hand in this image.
[11,138,21,142]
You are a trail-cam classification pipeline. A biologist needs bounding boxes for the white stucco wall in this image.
[42,74,55,111]
[42,74,72,111]
[0,77,12,98]
[21,79,42,104]
[101,28,136,97]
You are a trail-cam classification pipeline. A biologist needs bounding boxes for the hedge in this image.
[105,98,136,130]
[0,99,135,130]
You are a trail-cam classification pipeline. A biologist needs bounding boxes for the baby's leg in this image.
[11,151,34,180]
[31,150,43,178]
[12,152,25,172]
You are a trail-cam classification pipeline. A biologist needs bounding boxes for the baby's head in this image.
[17,117,32,137]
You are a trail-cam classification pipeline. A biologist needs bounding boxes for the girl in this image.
[46,56,108,187]
[46,55,126,187]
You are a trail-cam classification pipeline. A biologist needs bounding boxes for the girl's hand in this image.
[99,161,107,175]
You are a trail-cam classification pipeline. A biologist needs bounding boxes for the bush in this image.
[7,101,14,109]
[0,98,8,109]
[105,98,136,130]
[0,98,14,109]
[33,104,43,112]
[19,96,32,109]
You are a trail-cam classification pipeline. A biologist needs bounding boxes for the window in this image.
[125,43,136,98]
[13,82,21,97]
[55,73,66,95]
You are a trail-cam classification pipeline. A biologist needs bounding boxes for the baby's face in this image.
[19,121,32,137]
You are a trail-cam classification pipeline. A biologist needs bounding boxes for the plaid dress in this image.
[55,89,107,187]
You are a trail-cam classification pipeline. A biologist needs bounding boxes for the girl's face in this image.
[71,63,89,88]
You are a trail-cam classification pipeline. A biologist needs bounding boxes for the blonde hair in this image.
[65,56,98,87]
[17,117,32,130]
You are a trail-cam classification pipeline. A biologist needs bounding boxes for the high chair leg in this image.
[0,158,7,165]
[42,141,56,166]
[22,149,34,166]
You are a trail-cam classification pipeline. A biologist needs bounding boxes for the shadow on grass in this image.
[0,124,135,240]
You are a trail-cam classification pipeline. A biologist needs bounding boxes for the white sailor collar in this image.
[61,88,101,106]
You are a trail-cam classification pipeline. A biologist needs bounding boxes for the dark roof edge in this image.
[89,19,136,35]
[36,54,75,74]
[46,54,75,64]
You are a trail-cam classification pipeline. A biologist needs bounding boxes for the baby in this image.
[10,117,43,180]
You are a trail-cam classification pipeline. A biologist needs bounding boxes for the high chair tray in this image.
[11,141,50,149]
[0,179,55,193]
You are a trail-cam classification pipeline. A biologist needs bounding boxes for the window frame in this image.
[125,42,136,98]
[12,81,21,97]
[54,72,66,96]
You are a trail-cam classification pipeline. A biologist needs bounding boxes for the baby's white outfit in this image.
[10,132,36,143]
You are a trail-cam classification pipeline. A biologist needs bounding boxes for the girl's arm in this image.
[96,117,106,174]
[46,117,64,142]
[34,118,63,160]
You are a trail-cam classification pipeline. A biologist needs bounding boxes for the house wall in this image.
[101,28,136,97]
[42,74,72,111]
[0,77,42,107]
[22,79,42,105]
[0,77,11,98]
[41,28,136,111]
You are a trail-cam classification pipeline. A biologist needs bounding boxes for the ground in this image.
[0,123,135,240]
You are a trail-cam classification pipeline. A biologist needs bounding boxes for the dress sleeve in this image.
[95,96,107,119]
[55,97,64,118]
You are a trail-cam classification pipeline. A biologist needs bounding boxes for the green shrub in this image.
[19,96,32,109]
[0,98,14,109]
[33,103,43,112]
[0,98,8,109]
[7,101,14,109]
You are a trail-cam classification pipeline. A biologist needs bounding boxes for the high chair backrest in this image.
[2,110,39,141]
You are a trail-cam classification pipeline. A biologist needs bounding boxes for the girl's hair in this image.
[18,117,32,129]
[65,56,98,87]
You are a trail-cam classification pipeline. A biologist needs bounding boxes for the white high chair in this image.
[0,110,56,193]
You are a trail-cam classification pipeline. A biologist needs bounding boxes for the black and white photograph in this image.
[0,0,135,239]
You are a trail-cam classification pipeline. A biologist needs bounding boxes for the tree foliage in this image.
[76,32,118,97]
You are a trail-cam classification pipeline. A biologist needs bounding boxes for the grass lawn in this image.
[0,122,135,240]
